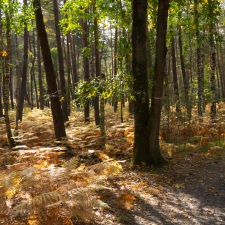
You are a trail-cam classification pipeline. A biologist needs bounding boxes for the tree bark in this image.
[131,0,151,165]
[37,36,44,110]
[4,10,14,149]
[171,34,180,113]
[53,0,68,121]
[149,0,169,165]
[114,22,118,112]
[15,34,19,136]
[19,0,29,121]
[94,6,100,126]
[178,28,191,119]
[0,10,4,117]
[208,0,216,120]
[82,17,90,123]
[194,0,204,120]
[33,0,66,140]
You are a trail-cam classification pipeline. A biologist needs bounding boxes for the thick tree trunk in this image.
[19,0,29,121]
[131,0,151,165]
[33,0,66,140]
[37,37,44,110]
[53,0,68,121]
[94,7,100,126]
[149,0,169,165]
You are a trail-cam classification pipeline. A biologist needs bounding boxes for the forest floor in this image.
[0,103,225,225]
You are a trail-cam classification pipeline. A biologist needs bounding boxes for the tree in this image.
[131,0,151,165]
[149,0,169,165]
[53,0,69,121]
[208,0,216,120]
[3,7,15,149]
[81,16,90,123]
[131,0,169,166]
[19,0,29,121]
[94,5,100,126]
[33,0,66,140]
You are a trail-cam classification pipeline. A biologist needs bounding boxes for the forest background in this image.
[0,0,225,224]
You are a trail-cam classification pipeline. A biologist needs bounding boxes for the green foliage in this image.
[73,72,133,107]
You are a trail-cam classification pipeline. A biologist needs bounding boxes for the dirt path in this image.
[91,156,225,225]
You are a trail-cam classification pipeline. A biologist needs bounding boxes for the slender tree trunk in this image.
[37,37,44,110]
[29,33,34,110]
[178,28,191,119]
[32,28,39,109]
[114,23,118,112]
[82,17,90,122]
[4,10,14,149]
[201,29,206,112]
[171,34,180,113]
[0,10,4,117]
[19,0,29,121]
[208,0,216,120]
[33,0,66,139]
[94,6,100,126]
[9,42,14,110]
[217,23,225,98]
[194,0,203,120]
[15,34,19,136]
[216,44,223,99]
[149,0,169,165]
[110,23,114,79]
[100,73,105,144]
[216,55,221,99]
[53,0,68,121]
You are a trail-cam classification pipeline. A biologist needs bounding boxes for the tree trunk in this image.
[149,0,169,165]
[100,73,105,144]
[110,22,114,79]
[29,33,34,110]
[53,0,68,121]
[178,28,191,119]
[33,0,66,140]
[9,43,14,110]
[15,34,19,136]
[114,22,118,112]
[82,17,90,123]
[94,6,100,126]
[37,36,44,110]
[194,0,203,120]
[19,0,29,121]
[208,0,216,120]
[131,0,151,165]
[4,10,14,149]
[171,34,181,113]
[0,10,4,117]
